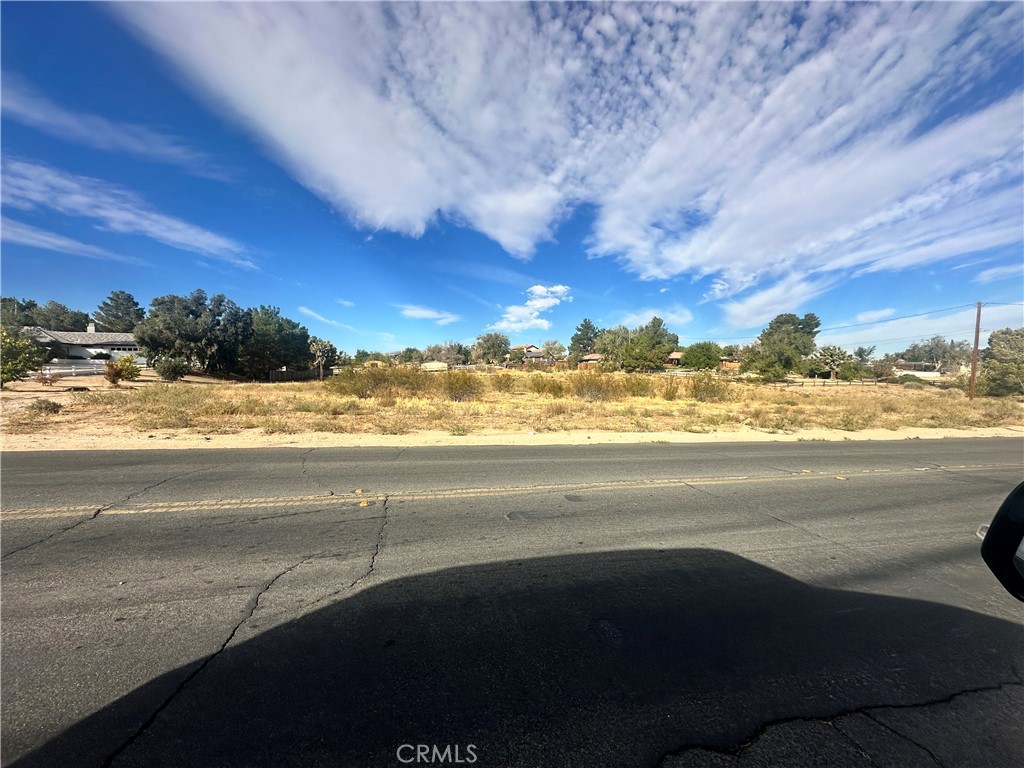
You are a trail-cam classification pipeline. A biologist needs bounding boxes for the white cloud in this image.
[395,304,461,326]
[721,274,838,329]
[856,308,896,323]
[1,159,253,268]
[2,78,224,179]
[114,3,1023,293]
[336,299,356,308]
[620,306,693,328]
[974,263,1024,284]
[297,306,361,333]
[490,284,572,333]
[1,217,137,263]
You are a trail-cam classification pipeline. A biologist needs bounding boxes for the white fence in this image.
[42,359,148,377]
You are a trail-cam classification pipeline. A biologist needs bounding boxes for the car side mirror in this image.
[981,480,1024,602]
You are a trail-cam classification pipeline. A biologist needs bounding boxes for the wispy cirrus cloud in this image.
[490,285,571,333]
[297,306,361,333]
[620,306,693,328]
[114,3,1023,306]
[1,159,253,268]
[2,78,227,180]
[856,308,896,323]
[973,263,1024,284]
[336,298,356,308]
[395,304,461,326]
[1,216,138,263]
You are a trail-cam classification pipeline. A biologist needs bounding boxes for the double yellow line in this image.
[1,464,1015,521]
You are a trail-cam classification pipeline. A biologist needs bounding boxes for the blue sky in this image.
[2,2,1022,355]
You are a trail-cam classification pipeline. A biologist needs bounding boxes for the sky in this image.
[1,1,1022,355]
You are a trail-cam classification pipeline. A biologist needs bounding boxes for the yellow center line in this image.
[1,463,1016,520]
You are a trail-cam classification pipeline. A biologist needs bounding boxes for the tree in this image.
[0,327,43,387]
[594,326,631,371]
[1,297,39,329]
[541,340,565,361]
[94,291,145,332]
[681,341,724,370]
[897,336,970,370]
[309,337,338,380]
[853,345,876,364]
[398,347,423,364]
[473,332,510,364]
[621,316,678,372]
[29,301,89,331]
[808,345,853,379]
[980,327,1024,396]
[744,313,821,375]
[568,318,601,364]
[424,342,470,366]
[238,306,311,378]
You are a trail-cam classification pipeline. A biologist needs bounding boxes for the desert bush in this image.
[903,381,927,390]
[569,371,623,401]
[688,371,732,402]
[103,355,141,386]
[491,373,515,393]
[34,371,62,387]
[530,375,567,397]
[154,357,190,381]
[440,371,484,402]
[620,375,655,397]
[326,366,431,399]
[661,376,682,401]
[28,399,62,415]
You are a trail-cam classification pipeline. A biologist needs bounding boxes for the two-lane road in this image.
[2,438,1022,767]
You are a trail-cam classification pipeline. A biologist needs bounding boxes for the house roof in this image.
[667,351,683,360]
[28,328,137,345]
[580,353,603,361]
[524,351,545,359]
[511,344,540,351]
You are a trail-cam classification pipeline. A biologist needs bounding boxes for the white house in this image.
[26,323,145,362]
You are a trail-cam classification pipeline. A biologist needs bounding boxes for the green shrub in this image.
[103,355,141,386]
[154,358,190,381]
[325,366,431,399]
[440,371,484,402]
[688,371,732,402]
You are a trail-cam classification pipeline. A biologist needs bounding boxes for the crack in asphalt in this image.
[829,720,881,768]
[655,678,1024,766]
[1,467,210,561]
[101,555,315,768]
[299,448,335,496]
[862,710,945,767]
[348,495,390,590]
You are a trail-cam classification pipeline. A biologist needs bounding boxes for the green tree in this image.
[238,306,311,378]
[0,297,40,329]
[808,345,853,379]
[853,345,876,364]
[28,301,89,331]
[398,347,423,364]
[0,326,44,387]
[568,318,601,364]
[681,341,724,370]
[309,337,338,380]
[541,339,566,361]
[473,332,510,364]
[979,327,1024,396]
[135,290,251,373]
[424,342,470,366]
[594,326,631,371]
[94,290,145,332]
[744,313,821,375]
[897,336,971,369]
[621,316,678,372]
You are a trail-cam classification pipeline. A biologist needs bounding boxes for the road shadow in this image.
[7,548,1022,768]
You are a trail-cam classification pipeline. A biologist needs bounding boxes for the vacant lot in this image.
[3,369,1022,447]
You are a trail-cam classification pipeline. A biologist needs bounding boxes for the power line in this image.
[817,303,978,332]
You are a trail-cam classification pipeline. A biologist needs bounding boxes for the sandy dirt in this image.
[3,372,1022,452]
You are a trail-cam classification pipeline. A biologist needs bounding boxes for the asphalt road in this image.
[2,438,1022,767]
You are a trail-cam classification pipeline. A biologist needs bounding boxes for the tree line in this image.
[2,291,1020,395]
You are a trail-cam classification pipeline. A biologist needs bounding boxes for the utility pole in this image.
[968,301,983,401]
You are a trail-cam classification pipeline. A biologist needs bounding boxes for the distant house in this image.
[25,323,144,362]
[667,351,683,366]
[420,361,449,372]
[511,344,541,354]
[578,353,603,369]
[719,357,741,372]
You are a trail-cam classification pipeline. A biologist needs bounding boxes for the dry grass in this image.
[4,370,1021,437]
